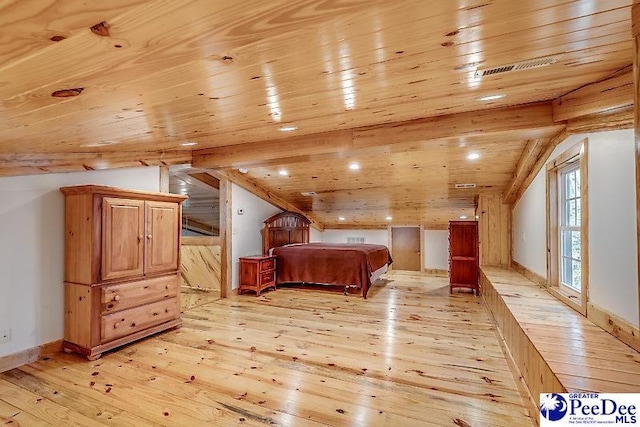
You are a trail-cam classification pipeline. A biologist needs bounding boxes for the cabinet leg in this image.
[87,353,102,361]
[63,348,73,354]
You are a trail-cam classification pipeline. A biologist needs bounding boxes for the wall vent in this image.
[455,183,476,189]
[301,191,317,196]
[474,55,559,79]
[347,237,365,244]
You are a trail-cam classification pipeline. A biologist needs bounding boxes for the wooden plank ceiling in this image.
[0,0,633,228]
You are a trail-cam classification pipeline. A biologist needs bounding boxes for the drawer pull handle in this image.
[147,234,153,239]
[113,295,121,301]
[114,322,119,329]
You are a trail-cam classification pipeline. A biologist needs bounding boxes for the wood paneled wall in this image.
[476,196,511,266]
[481,270,566,416]
[180,244,221,292]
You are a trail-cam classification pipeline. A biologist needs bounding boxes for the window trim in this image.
[546,139,589,315]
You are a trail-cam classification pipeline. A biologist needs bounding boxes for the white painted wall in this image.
[424,230,449,270]
[0,167,160,357]
[231,184,281,289]
[512,129,639,327]
[588,131,639,325]
[320,229,389,246]
[309,227,323,242]
[512,171,547,277]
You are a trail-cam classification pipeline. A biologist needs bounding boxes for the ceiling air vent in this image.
[455,183,476,189]
[301,191,317,197]
[474,55,559,79]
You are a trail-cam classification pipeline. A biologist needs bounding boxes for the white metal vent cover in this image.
[347,237,365,244]
[301,191,317,196]
[474,55,559,79]
[455,183,476,189]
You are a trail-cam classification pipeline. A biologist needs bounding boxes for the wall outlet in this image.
[0,329,10,344]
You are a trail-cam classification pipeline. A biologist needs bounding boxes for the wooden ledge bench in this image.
[480,266,640,419]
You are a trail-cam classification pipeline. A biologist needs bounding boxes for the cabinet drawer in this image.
[260,258,275,272]
[101,298,179,343]
[101,275,178,313]
[260,271,275,285]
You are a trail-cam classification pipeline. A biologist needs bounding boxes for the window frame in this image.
[546,139,589,315]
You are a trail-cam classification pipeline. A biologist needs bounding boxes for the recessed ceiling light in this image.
[279,125,298,132]
[338,217,345,221]
[238,168,249,174]
[467,153,480,161]
[278,169,289,176]
[477,94,505,102]
[460,215,468,219]
[385,216,392,221]
[349,162,360,170]
[181,141,198,147]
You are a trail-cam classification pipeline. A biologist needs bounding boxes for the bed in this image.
[272,242,392,298]
[263,211,392,298]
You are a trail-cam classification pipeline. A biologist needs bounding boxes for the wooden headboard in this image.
[262,211,310,255]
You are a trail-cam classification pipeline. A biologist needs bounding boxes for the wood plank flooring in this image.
[0,273,532,426]
[181,287,221,311]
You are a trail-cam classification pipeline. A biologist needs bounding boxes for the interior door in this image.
[145,201,180,275]
[102,197,145,281]
[391,226,422,271]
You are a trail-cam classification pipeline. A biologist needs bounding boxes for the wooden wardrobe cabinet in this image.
[262,211,310,255]
[60,185,187,360]
[449,221,479,295]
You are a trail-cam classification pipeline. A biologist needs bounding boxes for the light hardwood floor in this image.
[0,273,532,426]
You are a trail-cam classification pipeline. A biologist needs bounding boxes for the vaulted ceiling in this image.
[0,0,633,228]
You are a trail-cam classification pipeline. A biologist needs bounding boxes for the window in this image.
[546,139,588,314]
[559,163,581,292]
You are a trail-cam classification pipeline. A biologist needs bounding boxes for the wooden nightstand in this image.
[238,255,276,296]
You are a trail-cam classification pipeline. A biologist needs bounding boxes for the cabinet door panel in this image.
[102,198,145,281]
[145,201,180,275]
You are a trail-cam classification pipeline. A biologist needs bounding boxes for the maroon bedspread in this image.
[272,243,392,298]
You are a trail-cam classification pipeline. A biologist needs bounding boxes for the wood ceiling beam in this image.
[188,172,220,190]
[507,129,569,206]
[208,170,325,232]
[503,138,547,205]
[552,68,633,122]
[0,151,192,177]
[192,103,563,169]
[565,107,634,134]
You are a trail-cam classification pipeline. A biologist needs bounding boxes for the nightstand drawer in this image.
[260,258,275,272]
[260,270,275,285]
[101,297,179,343]
[101,274,178,313]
